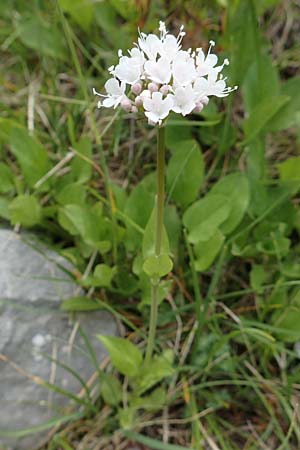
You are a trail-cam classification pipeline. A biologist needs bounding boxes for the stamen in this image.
[92,87,107,98]
[207,40,215,56]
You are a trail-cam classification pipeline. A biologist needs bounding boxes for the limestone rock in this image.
[0,230,118,450]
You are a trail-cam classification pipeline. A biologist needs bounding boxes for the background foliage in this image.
[1,0,300,448]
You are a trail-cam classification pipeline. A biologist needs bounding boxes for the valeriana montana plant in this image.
[94,21,237,364]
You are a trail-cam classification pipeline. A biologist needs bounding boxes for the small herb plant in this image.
[1,1,300,448]
[88,20,237,428]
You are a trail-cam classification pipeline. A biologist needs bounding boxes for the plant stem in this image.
[155,126,165,256]
[145,282,159,364]
[145,126,165,364]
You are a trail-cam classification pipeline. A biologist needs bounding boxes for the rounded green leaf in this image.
[93,264,115,288]
[183,194,230,244]
[0,163,14,193]
[209,173,250,234]
[97,335,143,377]
[143,254,173,278]
[9,195,41,227]
[167,139,204,208]
[194,230,225,271]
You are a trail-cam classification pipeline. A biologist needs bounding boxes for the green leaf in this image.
[101,373,122,406]
[142,204,170,259]
[9,195,42,227]
[55,183,86,205]
[243,95,290,143]
[71,136,93,183]
[194,230,225,272]
[242,54,280,112]
[10,127,51,189]
[61,296,103,312]
[131,387,167,412]
[0,118,22,143]
[137,349,174,394]
[250,265,267,294]
[93,264,115,288]
[227,0,260,85]
[166,139,204,208]
[164,205,181,257]
[273,309,300,342]
[165,120,193,149]
[59,0,94,32]
[58,204,111,252]
[109,0,139,20]
[18,17,67,60]
[209,173,250,234]
[124,173,155,251]
[0,197,10,220]
[0,163,14,193]
[268,77,300,131]
[183,194,230,244]
[143,254,173,278]
[97,335,143,377]
[278,157,300,181]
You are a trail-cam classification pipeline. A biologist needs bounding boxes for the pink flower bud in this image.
[131,105,138,113]
[131,83,142,95]
[148,118,156,126]
[159,84,170,95]
[148,82,158,93]
[201,96,209,106]
[193,102,204,113]
[121,98,132,112]
[135,96,143,107]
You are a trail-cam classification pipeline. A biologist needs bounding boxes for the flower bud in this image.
[148,118,156,126]
[131,82,142,95]
[159,84,170,95]
[201,96,209,106]
[135,96,143,107]
[193,102,204,113]
[131,105,138,113]
[121,98,132,112]
[148,82,158,93]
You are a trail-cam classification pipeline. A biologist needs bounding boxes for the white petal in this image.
[105,78,122,96]
[143,97,153,111]
[102,97,117,108]
[145,110,160,123]
[206,53,218,67]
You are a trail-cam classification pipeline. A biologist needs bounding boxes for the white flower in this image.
[194,70,237,99]
[160,34,181,60]
[93,78,127,108]
[171,85,196,116]
[196,41,229,77]
[143,91,174,125]
[113,56,142,85]
[128,47,145,70]
[144,57,172,85]
[138,33,162,60]
[172,51,197,87]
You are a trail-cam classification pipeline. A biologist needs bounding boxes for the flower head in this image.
[93,22,237,125]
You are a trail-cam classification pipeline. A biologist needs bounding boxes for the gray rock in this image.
[0,229,80,303]
[0,230,118,450]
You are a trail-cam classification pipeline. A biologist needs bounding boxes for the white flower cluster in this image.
[93,21,237,126]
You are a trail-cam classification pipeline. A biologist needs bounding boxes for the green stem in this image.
[155,126,165,256]
[145,126,165,364]
[145,282,159,364]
